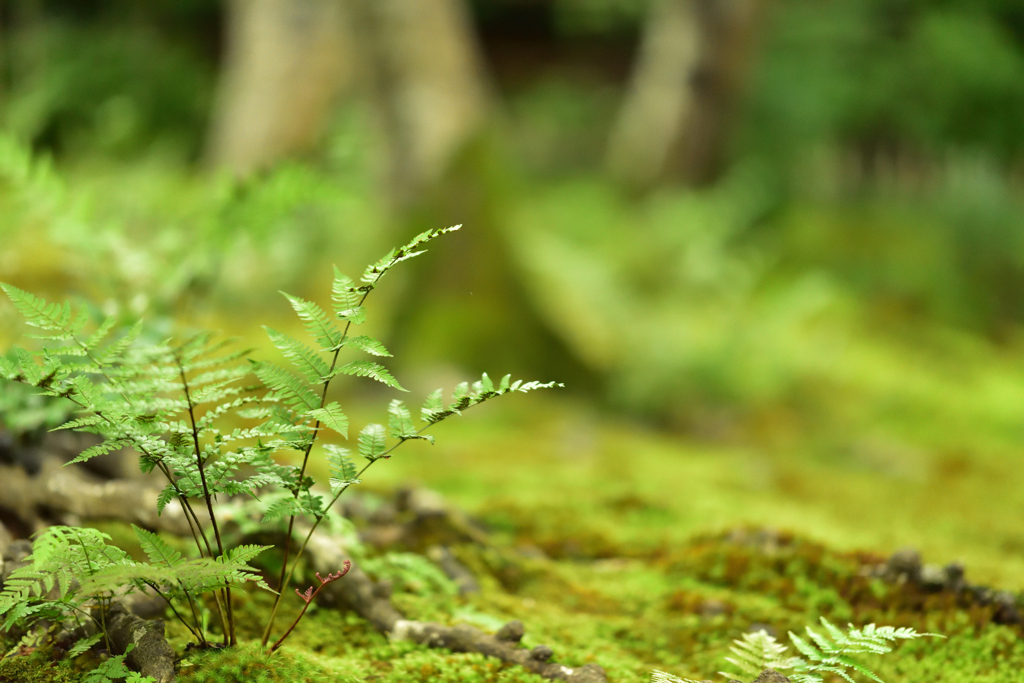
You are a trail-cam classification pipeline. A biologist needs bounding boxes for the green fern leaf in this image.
[261,497,306,522]
[281,292,342,351]
[420,388,445,423]
[358,423,386,461]
[264,326,329,383]
[82,315,117,350]
[65,439,127,466]
[359,225,461,288]
[307,402,348,438]
[252,361,320,411]
[0,355,19,379]
[331,267,365,324]
[132,525,183,568]
[1,283,73,332]
[52,414,107,431]
[68,632,104,658]
[96,320,143,364]
[387,399,418,440]
[336,306,366,325]
[224,544,271,565]
[334,360,406,391]
[342,335,391,357]
[651,672,703,683]
[156,484,178,514]
[324,444,359,495]
[721,630,801,680]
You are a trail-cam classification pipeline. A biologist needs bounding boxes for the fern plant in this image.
[651,617,941,683]
[82,644,156,683]
[0,224,560,660]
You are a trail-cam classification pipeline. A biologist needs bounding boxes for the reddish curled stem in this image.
[268,561,352,654]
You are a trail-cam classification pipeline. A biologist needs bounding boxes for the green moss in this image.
[0,645,83,683]
[178,641,350,683]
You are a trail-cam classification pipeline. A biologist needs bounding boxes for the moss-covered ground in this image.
[2,392,1022,683]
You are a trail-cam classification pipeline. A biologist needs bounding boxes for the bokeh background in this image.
[1,0,1024,586]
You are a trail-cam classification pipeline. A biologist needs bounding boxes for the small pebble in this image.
[530,645,554,662]
[496,620,524,643]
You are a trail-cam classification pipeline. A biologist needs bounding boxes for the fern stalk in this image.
[140,579,204,644]
[59,379,220,644]
[259,269,379,647]
[177,359,235,646]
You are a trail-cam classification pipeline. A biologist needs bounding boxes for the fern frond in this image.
[281,292,342,351]
[156,484,179,514]
[721,630,801,680]
[307,401,348,438]
[95,320,143,364]
[331,267,365,324]
[0,354,19,379]
[52,414,107,431]
[264,326,330,383]
[359,225,461,289]
[189,381,247,406]
[785,618,941,683]
[195,395,264,430]
[82,315,117,351]
[262,497,308,522]
[132,525,184,568]
[68,632,104,658]
[358,423,387,461]
[333,359,405,391]
[65,438,127,466]
[419,388,446,423]
[252,361,320,411]
[651,672,702,683]
[1,283,74,332]
[388,399,428,442]
[342,335,391,357]
[324,444,360,495]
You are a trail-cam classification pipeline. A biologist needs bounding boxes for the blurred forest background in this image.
[2,0,1024,583]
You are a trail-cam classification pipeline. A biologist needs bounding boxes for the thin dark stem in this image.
[70,528,112,652]
[261,287,371,646]
[154,460,214,559]
[63,602,106,635]
[141,580,203,644]
[268,600,312,655]
[58,392,216,563]
[98,596,111,654]
[177,361,234,646]
[269,424,433,618]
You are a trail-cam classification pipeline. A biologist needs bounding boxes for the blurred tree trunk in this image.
[350,0,491,207]
[347,0,590,385]
[206,0,353,176]
[605,0,701,191]
[606,0,759,191]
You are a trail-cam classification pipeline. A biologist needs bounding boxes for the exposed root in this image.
[302,527,608,683]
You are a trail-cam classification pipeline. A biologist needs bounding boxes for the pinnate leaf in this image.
[335,360,405,391]
[308,401,349,439]
[358,423,387,461]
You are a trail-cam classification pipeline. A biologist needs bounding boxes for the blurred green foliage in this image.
[0,0,1021,427]
[4,20,213,159]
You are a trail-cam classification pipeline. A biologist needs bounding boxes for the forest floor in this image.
[2,395,1023,683]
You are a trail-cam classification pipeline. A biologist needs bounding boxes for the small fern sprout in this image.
[652,618,942,683]
[270,560,352,654]
[786,618,942,683]
[720,629,802,680]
